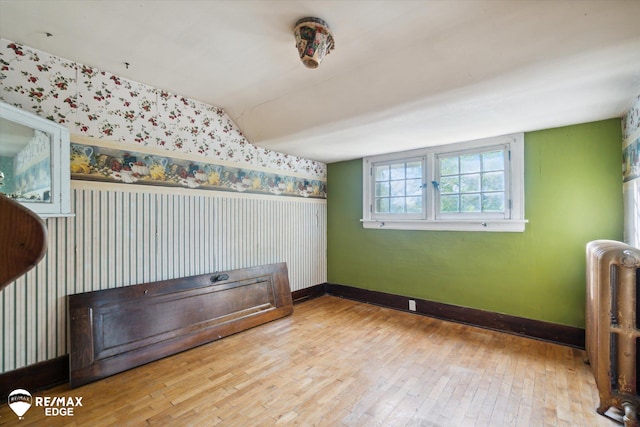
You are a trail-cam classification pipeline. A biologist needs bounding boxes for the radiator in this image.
[586,240,640,426]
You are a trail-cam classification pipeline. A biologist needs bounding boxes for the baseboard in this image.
[292,283,327,304]
[326,283,585,349]
[0,355,69,402]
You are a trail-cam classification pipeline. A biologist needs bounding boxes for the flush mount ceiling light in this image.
[293,17,335,69]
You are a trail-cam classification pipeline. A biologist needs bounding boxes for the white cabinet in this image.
[0,101,72,217]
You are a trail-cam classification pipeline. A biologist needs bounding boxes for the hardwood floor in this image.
[0,296,619,426]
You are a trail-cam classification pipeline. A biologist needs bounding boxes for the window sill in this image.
[361,219,528,232]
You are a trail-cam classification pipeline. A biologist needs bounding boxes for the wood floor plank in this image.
[0,296,617,426]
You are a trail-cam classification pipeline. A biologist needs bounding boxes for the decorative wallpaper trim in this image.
[623,136,640,183]
[0,38,326,179]
[623,93,640,142]
[71,141,327,198]
[70,134,323,181]
[622,93,640,184]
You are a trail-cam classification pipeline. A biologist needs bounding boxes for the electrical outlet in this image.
[408,300,416,311]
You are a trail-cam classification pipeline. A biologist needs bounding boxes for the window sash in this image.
[435,145,510,220]
[371,157,425,220]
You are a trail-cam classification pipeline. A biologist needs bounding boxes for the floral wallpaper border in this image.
[71,142,327,198]
[622,93,640,183]
[623,136,640,183]
[623,94,640,142]
[0,39,326,179]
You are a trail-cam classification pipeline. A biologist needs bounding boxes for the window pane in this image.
[390,180,405,197]
[376,198,389,213]
[460,174,480,192]
[441,195,459,212]
[440,176,459,194]
[406,178,422,196]
[460,154,480,173]
[390,164,405,180]
[406,161,422,178]
[390,197,405,213]
[461,194,481,212]
[440,157,458,176]
[482,171,504,192]
[482,193,504,212]
[482,151,504,171]
[375,165,389,181]
[406,196,422,213]
[375,182,389,197]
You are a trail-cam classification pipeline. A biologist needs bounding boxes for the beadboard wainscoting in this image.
[1,180,326,374]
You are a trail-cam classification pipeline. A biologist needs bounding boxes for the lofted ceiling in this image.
[0,0,639,164]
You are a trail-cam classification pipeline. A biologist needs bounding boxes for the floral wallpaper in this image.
[0,38,326,179]
[623,137,640,183]
[623,94,640,142]
[70,142,326,198]
[623,94,640,184]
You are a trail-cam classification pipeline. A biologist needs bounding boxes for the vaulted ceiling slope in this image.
[1,0,639,163]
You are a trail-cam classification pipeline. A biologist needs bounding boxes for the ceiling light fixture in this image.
[293,17,335,69]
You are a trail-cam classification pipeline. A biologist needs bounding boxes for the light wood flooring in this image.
[0,295,621,426]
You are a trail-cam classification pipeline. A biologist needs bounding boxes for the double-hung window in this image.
[363,133,526,232]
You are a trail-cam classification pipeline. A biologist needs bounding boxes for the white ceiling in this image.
[1,0,639,164]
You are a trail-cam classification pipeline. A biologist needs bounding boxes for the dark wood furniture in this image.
[68,262,293,388]
[0,193,47,290]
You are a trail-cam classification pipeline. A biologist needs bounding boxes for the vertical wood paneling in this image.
[1,183,326,373]
[6,282,14,370]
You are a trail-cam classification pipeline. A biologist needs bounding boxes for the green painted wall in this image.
[327,119,623,328]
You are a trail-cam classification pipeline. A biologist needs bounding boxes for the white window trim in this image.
[362,133,527,232]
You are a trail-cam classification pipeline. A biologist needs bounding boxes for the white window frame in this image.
[362,133,527,232]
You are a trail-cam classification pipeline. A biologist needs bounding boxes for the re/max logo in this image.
[34,396,83,417]
[34,396,83,407]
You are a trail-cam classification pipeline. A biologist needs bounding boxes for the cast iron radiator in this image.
[586,240,640,426]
